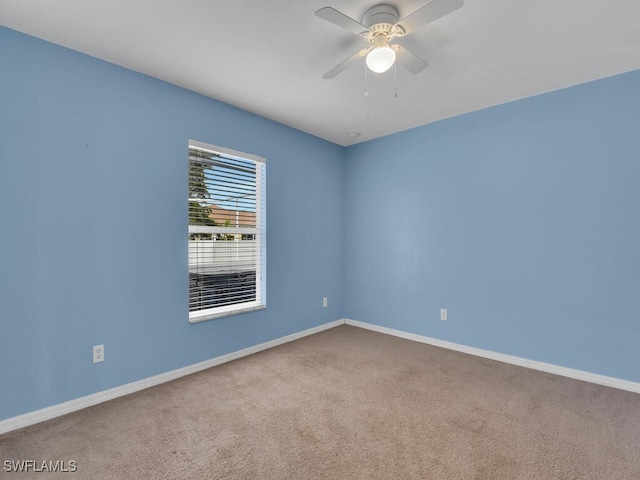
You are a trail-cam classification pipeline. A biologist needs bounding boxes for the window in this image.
[188,140,266,323]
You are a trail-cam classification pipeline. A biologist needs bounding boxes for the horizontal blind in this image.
[188,142,266,320]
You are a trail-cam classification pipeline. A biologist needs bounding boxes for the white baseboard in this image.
[0,319,345,435]
[5,317,636,435]
[345,319,640,394]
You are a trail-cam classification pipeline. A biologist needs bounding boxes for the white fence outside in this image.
[188,239,257,275]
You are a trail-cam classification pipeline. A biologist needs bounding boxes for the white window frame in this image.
[188,140,266,323]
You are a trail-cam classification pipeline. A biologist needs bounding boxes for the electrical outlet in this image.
[323,297,328,308]
[93,345,104,363]
[440,309,448,321]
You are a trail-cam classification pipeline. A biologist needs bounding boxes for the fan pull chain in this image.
[364,62,369,97]
[394,61,398,98]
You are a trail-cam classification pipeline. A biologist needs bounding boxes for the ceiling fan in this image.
[316,0,463,79]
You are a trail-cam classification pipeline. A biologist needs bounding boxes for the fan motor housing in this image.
[361,4,399,28]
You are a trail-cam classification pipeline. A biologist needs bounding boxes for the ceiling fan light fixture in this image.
[366,45,396,73]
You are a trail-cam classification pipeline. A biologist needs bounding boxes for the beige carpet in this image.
[2,325,639,479]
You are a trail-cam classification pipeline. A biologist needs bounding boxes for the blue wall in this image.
[344,69,640,383]
[0,27,345,421]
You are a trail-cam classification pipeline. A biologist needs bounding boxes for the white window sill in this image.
[189,303,266,324]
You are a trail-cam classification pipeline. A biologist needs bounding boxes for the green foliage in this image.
[216,220,235,241]
[189,156,217,239]
[189,160,210,201]
[189,152,236,241]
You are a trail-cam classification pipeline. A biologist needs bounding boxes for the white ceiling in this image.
[2,0,640,146]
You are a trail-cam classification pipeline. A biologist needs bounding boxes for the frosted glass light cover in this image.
[366,46,396,73]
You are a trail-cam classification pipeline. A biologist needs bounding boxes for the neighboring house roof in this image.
[208,204,256,228]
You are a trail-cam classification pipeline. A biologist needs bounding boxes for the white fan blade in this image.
[322,49,369,79]
[394,45,428,74]
[396,0,463,35]
[316,7,371,36]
